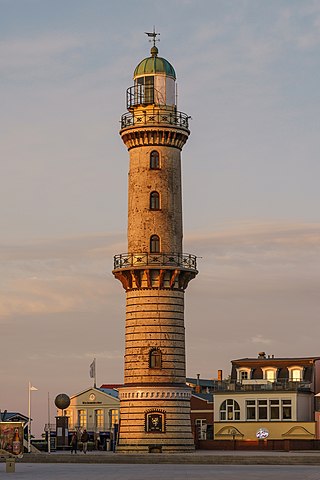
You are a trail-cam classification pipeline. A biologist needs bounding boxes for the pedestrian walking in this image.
[81,429,89,454]
[70,433,78,454]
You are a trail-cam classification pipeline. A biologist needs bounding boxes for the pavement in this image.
[2,463,320,480]
[2,450,320,465]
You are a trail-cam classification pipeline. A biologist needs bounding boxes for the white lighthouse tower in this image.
[113,32,198,453]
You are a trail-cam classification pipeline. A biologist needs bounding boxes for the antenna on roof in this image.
[145,26,160,47]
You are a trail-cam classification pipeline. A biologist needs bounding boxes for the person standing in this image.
[81,429,89,454]
[70,433,78,454]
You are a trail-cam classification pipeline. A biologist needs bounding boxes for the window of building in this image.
[95,409,104,429]
[150,235,160,253]
[109,409,119,427]
[262,367,277,382]
[258,399,268,420]
[246,398,290,421]
[282,400,292,420]
[195,419,207,440]
[150,191,160,210]
[288,366,304,382]
[270,399,280,420]
[220,399,240,421]
[150,150,160,169]
[236,368,251,382]
[78,410,87,428]
[149,349,162,369]
[246,400,256,420]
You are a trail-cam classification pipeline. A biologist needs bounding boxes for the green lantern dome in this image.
[133,46,176,80]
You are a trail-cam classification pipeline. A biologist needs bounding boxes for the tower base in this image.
[117,385,195,453]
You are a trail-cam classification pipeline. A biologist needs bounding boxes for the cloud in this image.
[251,334,272,345]
[0,233,126,318]
[1,222,318,321]
[185,221,320,272]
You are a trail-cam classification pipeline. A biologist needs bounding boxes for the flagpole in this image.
[47,392,51,454]
[28,382,38,453]
[28,381,31,453]
[94,357,97,389]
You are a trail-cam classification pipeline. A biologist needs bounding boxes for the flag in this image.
[30,386,38,391]
[89,359,96,379]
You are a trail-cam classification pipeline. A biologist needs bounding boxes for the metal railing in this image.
[127,84,155,108]
[113,252,197,271]
[120,109,190,130]
[208,380,312,393]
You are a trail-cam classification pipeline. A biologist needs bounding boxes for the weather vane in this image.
[145,27,160,47]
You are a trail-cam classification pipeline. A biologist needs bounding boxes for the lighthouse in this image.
[113,32,198,453]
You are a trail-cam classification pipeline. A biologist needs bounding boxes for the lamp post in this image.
[28,382,38,453]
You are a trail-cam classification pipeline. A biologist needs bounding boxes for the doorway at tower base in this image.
[116,385,195,453]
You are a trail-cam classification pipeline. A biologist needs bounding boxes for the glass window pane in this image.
[258,407,268,420]
[150,151,160,169]
[270,407,280,420]
[150,235,160,253]
[247,407,256,420]
[150,191,160,210]
[282,406,292,419]
[150,349,162,369]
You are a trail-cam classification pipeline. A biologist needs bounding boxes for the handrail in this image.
[120,109,190,130]
[113,252,197,271]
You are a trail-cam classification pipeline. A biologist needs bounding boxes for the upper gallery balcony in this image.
[120,108,190,130]
[113,252,197,272]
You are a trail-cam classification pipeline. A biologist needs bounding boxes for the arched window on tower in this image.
[150,191,160,210]
[150,235,160,253]
[150,150,160,169]
[149,349,162,369]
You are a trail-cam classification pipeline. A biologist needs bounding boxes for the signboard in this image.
[0,422,24,457]
[256,427,269,440]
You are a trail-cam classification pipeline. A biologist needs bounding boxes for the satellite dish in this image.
[256,427,269,439]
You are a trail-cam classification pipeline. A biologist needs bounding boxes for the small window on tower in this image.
[149,349,162,369]
[150,191,160,210]
[150,235,160,253]
[150,151,160,169]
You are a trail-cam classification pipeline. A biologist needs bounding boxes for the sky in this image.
[1,0,320,436]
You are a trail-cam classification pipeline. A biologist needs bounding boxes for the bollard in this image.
[6,458,16,473]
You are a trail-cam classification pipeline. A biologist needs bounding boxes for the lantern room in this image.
[126,45,177,110]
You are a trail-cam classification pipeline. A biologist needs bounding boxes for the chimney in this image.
[218,370,223,381]
[195,373,201,393]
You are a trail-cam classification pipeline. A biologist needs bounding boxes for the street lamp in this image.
[28,382,38,453]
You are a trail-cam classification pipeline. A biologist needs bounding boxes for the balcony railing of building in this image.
[113,252,197,271]
[208,380,312,393]
[121,109,190,130]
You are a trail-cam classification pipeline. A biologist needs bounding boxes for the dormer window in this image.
[262,367,277,382]
[236,368,251,382]
[288,366,304,382]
